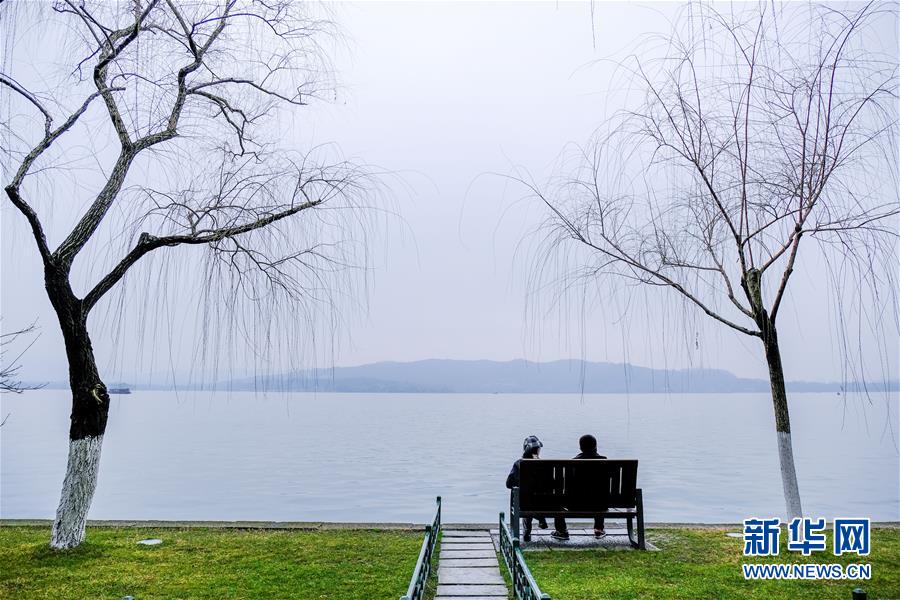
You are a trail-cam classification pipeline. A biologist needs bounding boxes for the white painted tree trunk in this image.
[50,435,104,550]
[777,431,802,522]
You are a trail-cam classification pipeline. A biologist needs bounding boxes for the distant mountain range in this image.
[217,359,897,394]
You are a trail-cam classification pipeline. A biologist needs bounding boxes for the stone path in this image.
[436,529,509,599]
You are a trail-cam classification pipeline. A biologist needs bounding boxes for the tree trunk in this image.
[744,268,803,521]
[761,324,803,521]
[45,266,109,550]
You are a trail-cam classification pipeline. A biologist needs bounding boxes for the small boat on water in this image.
[108,385,131,395]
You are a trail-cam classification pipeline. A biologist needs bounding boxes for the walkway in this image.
[436,529,508,599]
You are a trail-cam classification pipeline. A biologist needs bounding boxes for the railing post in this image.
[403,498,442,600]
[512,537,520,596]
[511,487,520,540]
[512,538,518,595]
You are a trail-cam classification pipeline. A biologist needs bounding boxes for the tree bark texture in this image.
[45,264,110,549]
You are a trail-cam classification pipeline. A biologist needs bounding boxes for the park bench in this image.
[510,459,646,550]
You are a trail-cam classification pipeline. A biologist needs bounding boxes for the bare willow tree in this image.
[2,1,378,549]
[521,2,898,519]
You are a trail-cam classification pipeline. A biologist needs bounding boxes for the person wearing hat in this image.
[505,435,549,541]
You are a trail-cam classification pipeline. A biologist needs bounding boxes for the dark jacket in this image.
[574,450,606,460]
[506,459,524,489]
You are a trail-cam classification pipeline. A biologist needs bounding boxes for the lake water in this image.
[1,390,898,524]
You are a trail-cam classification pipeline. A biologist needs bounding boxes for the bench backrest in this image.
[518,459,638,511]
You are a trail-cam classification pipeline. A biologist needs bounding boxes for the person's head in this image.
[579,434,598,454]
[522,435,543,458]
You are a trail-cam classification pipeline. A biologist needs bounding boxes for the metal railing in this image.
[499,511,551,600]
[400,496,442,600]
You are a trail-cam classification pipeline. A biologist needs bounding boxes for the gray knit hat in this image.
[523,435,543,452]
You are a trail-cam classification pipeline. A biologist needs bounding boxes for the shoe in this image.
[550,530,570,541]
[594,529,607,538]
[523,533,532,542]
[538,519,549,529]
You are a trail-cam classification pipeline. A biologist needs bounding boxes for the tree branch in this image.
[0,75,52,137]
[4,186,51,264]
[83,197,324,312]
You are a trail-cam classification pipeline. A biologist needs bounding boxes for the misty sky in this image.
[1,2,897,385]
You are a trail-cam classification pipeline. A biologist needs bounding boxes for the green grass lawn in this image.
[0,526,422,599]
[5,525,898,599]
[525,527,900,600]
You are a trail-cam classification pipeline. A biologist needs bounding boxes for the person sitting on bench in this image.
[551,434,608,541]
[505,435,549,541]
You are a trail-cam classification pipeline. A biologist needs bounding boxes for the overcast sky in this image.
[1,2,897,385]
